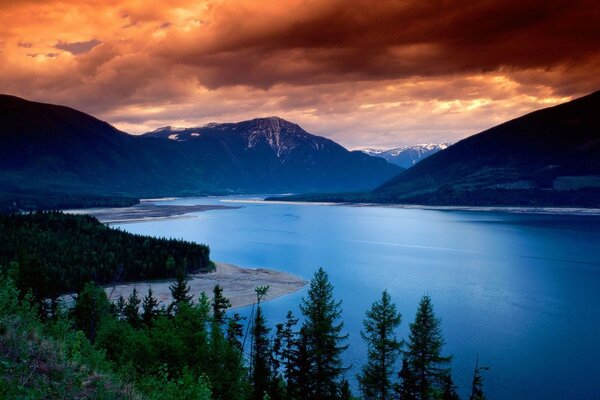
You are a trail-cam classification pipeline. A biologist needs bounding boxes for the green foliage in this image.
[124,288,142,328]
[251,286,274,400]
[0,276,139,399]
[298,267,349,400]
[140,366,212,400]
[469,356,488,400]
[142,287,160,327]
[71,281,112,342]
[212,284,232,325]
[401,295,453,400]
[0,212,212,297]
[358,290,403,400]
[169,265,194,315]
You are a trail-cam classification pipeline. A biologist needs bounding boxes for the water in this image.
[114,196,600,399]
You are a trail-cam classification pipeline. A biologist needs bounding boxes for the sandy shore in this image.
[232,198,600,216]
[99,262,306,309]
[65,203,239,224]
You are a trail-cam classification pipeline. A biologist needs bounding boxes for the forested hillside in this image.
[0,212,212,299]
[1,235,488,400]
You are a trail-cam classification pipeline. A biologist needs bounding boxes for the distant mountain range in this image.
[270,90,600,207]
[0,95,401,205]
[361,143,450,168]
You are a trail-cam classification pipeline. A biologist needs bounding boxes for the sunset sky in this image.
[1,0,598,148]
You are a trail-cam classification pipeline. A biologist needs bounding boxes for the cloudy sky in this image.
[1,0,598,148]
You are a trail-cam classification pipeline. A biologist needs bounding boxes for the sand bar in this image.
[78,262,306,309]
[65,202,239,224]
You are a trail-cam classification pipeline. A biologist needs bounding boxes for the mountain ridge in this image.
[0,95,402,205]
[269,90,600,207]
[361,143,451,168]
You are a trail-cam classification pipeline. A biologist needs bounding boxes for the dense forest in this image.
[0,212,212,300]
[0,212,487,399]
[0,191,139,214]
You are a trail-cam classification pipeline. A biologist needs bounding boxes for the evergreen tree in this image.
[212,284,232,325]
[339,379,354,400]
[299,267,348,400]
[226,312,246,350]
[142,287,160,327]
[251,286,273,400]
[71,281,111,341]
[396,358,419,400]
[469,355,488,400]
[124,287,141,328]
[358,290,403,400]
[168,265,193,314]
[273,310,299,395]
[115,295,126,319]
[440,374,460,400]
[403,295,452,400]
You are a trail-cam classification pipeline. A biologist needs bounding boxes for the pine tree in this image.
[142,287,160,326]
[251,286,272,400]
[115,295,126,320]
[469,355,488,400]
[403,295,452,400]
[358,290,403,400]
[123,287,141,328]
[226,312,246,350]
[440,373,460,400]
[168,265,193,314]
[212,284,231,325]
[299,267,348,400]
[396,358,419,400]
[339,379,354,400]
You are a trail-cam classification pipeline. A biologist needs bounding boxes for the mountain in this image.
[0,95,401,204]
[361,143,450,168]
[142,117,402,193]
[270,90,600,207]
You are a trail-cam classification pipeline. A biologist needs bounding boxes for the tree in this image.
[168,266,193,314]
[251,286,273,400]
[469,355,488,400]
[396,358,418,400]
[124,288,142,328]
[226,312,246,350]
[71,281,111,341]
[115,295,126,320]
[142,287,160,326]
[403,295,452,400]
[299,267,348,400]
[358,290,403,400]
[212,284,231,325]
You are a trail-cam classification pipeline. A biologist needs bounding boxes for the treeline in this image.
[1,263,488,400]
[0,191,139,213]
[0,212,212,299]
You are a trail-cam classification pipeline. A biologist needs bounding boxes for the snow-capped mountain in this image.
[147,117,328,161]
[144,116,403,192]
[361,143,450,168]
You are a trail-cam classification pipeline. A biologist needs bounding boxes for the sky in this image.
[1,0,598,149]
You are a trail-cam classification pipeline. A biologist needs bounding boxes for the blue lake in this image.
[115,196,600,399]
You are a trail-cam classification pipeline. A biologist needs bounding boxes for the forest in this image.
[0,212,487,399]
[0,212,212,299]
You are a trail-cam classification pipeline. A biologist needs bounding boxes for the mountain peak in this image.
[361,143,450,168]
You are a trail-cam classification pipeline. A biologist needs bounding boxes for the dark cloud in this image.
[156,0,600,90]
[55,39,101,55]
[1,0,598,148]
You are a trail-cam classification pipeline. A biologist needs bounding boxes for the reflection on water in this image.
[114,196,600,400]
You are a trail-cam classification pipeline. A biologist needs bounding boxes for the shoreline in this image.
[224,198,600,216]
[65,203,240,224]
[87,262,306,310]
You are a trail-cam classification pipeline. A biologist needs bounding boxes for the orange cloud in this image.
[0,0,598,148]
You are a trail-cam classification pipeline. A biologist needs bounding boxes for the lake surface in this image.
[114,196,600,399]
